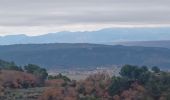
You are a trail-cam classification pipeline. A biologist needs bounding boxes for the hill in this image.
[111,40,170,49]
[1,27,170,45]
[0,43,170,69]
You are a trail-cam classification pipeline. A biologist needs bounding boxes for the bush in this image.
[48,73,71,82]
[24,64,48,85]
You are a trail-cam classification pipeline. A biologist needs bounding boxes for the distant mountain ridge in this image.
[0,43,170,69]
[1,27,170,45]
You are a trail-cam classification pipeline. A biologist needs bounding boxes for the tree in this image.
[108,77,131,96]
[24,64,40,73]
[152,66,160,73]
[119,65,151,84]
[120,65,137,79]
[146,72,170,99]
[24,64,48,85]
[0,60,23,71]
[141,66,148,72]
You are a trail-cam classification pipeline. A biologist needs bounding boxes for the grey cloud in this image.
[0,0,170,27]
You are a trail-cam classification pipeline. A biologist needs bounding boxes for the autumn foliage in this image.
[0,70,38,88]
[38,87,78,100]
[45,79,66,87]
[39,65,170,100]
[0,59,170,100]
[38,73,112,100]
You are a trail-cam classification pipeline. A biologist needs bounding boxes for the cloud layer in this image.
[0,0,170,35]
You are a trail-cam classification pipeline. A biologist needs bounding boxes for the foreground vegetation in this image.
[0,59,170,100]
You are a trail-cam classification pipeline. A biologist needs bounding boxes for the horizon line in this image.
[0,24,170,36]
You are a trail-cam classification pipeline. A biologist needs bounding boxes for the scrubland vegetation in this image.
[0,59,170,100]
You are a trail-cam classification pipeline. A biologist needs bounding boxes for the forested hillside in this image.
[111,40,170,49]
[0,43,170,69]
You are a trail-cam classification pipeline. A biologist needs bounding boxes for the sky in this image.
[0,0,170,36]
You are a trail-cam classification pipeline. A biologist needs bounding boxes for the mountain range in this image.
[0,43,170,69]
[1,27,170,45]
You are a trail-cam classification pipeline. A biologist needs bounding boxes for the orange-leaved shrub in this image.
[0,70,38,88]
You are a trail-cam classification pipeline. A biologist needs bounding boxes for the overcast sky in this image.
[0,0,170,36]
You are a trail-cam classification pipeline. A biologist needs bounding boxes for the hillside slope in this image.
[0,43,170,69]
[111,40,170,49]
